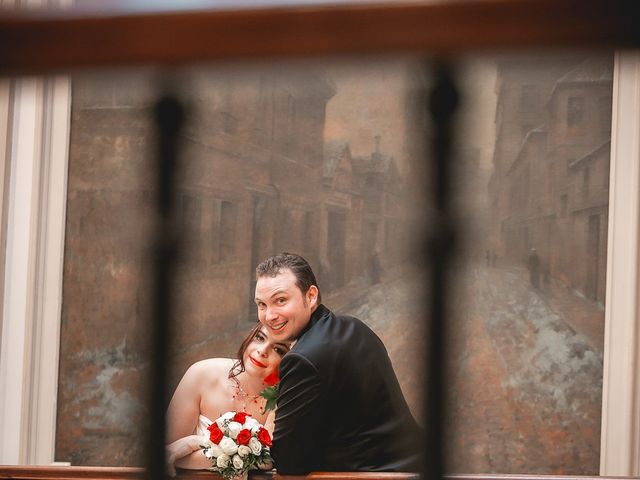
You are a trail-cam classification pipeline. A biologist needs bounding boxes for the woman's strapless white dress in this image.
[196,415,216,471]
[196,414,214,437]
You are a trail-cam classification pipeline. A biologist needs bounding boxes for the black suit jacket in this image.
[272,304,422,474]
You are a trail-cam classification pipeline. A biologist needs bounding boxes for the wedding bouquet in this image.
[201,411,273,480]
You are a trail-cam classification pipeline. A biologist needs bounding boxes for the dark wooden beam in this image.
[1,466,639,480]
[0,0,638,75]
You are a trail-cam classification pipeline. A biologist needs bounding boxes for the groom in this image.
[254,253,421,474]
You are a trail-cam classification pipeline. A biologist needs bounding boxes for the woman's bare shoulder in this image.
[187,358,234,383]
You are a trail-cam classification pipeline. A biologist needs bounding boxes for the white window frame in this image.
[0,75,71,465]
[599,50,640,476]
[0,53,638,473]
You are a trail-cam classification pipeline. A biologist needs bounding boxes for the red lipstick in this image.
[249,356,267,368]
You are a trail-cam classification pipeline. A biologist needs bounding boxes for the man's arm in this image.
[272,352,325,474]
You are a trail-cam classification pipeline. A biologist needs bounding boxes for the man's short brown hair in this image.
[256,252,322,304]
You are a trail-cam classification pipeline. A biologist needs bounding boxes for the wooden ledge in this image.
[1,466,640,480]
[0,466,142,480]
[0,0,639,75]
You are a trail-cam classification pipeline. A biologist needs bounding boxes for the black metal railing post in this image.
[147,93,185,480]
[424,61,459,480]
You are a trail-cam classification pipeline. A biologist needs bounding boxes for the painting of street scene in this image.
[56,53,612,474]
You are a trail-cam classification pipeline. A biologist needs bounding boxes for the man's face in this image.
[254,269,318,342]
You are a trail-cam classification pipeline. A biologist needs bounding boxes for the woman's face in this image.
[243,327,291,381]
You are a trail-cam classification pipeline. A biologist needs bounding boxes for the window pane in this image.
[448,53,612,473]
[55,52,613,474]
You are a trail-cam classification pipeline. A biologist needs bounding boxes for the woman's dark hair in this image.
[255,252,322,304]
[229,322,263,380]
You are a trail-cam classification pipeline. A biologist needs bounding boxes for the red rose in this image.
[233,412,250,424]
[257,427,272,447]
[207,422,224,444]
[263,371,279,386]
[236,429,252,446]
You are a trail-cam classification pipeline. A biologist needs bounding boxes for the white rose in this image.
[244,418,260,430]
[203,447,215,460]
[216,454,231,469]
[237,445,251,458]
[200,435,212,448]
[216,411,235,427]
[227,421,242,439]
[208,443,223,458]
[219,437,239,456]
[232,454,244,470]
[248,437,262,455]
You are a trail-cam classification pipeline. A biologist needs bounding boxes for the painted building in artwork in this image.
[176,72,408,335]
[57,70,410,465]
[488,56,612,303]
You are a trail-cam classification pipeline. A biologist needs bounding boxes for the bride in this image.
[165,322,292,475]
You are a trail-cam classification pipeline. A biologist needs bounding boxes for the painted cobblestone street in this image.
[333,261,603,475]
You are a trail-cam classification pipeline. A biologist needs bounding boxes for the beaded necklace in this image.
[230,377,263,412]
